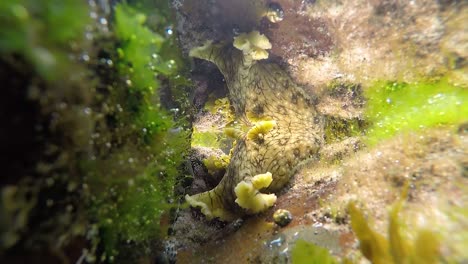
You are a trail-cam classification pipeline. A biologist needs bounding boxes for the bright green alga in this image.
[291,239,338,264]
[365,78,467,145]
[87,3,191,260]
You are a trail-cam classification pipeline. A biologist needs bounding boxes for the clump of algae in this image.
[191,95,246,179]
[191,97,235,149]
[291,204,442,264]
[364,78,467,145]
[290,185,444,264]
[86,3,191,261]
[348,184,441,264]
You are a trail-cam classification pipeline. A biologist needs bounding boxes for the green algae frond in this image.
[1,0,92,258]
[365,79,467,145]
[291,239,338,264]
[115,4,165,93]
[348,202,393,263]
[191,97,236,149]
[88,3,190,259]
[191,129,223,148]
[348,195,441,264]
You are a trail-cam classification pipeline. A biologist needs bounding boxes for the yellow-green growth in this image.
[348,189,441,264]
[365,78,468,145]
[444,186,468,262]
[247,120,277,142]
[205,97,235,124]
[388,184,440,264]
[411,230,441,264]
[203,155,230,175]
[348,202,392,264]
[291,239,339,264]
[234,172,277,213]
[191,97,236,149]
[92,2,190,259]
[191,128,221,148]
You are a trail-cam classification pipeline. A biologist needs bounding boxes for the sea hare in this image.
[186,31,324,221]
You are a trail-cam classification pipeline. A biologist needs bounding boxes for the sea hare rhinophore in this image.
[186,31,324,221]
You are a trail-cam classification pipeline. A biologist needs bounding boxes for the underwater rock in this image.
[174,1,467,262]
[185,31,324,221]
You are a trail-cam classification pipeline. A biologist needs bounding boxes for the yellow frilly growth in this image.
[233,31,272,61]
[234,172,277,213]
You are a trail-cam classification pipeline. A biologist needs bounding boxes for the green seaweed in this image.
[364,78,468,145]
[348,202,393,264]
[191,129,224,148]
[206,97,236,123]
[191,96,236,150]
[348,186,441,264]
[291,239,338,264]
[115,4,165,92]
[86,3,191,260]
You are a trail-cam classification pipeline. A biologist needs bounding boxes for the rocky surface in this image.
[169,0,467,262]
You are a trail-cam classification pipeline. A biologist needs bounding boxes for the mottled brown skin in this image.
[188,42,324,219]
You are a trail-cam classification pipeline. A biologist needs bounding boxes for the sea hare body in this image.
[186,32,324,221]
